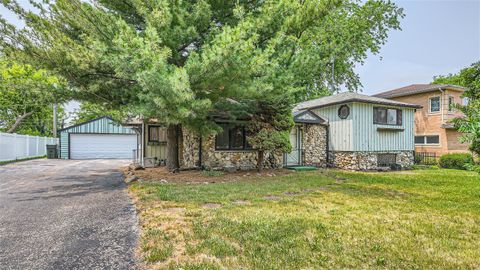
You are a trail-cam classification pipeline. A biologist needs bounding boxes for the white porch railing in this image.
[0,132,58,162]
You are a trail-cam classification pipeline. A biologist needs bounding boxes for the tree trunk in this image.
[7,112,33,133]
[257,150,264,172]
[166,124,180,171]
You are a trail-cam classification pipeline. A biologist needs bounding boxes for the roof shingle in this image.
[294,92,421,111]
[373,84,465,99]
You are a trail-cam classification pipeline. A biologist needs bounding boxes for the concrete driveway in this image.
[0,159,139,270]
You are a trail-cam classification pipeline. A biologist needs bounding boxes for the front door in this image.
[285,126,302,166]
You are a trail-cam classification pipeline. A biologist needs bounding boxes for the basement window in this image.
[377,153,397,167]
[415,135,440,145]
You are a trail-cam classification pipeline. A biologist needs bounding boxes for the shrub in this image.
[438,153,474,170]
[463,163,480,173]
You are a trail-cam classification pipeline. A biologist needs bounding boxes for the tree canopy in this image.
[0,60,67,135]
[0,0,404,169]
[71,102,126,125]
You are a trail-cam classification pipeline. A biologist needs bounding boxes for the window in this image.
[338,105,350,119]
[429,96,441,113]
[148,126,166,142]
[377,153,397,167]
[448,96,455,112]
[415,135,440,145]
[215,124,252,150]
[373,107,402,126]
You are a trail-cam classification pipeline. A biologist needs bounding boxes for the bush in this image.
[463,163,480,173]
[438,153,474,170]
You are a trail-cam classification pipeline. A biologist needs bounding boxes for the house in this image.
[294,92,421,170]
[59,116,138,159]
[129,92,420,171]
[373,84,468,156]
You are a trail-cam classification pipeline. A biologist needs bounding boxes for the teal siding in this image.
[312,102,415,152]
[313,104,353,151]
[60,132,69,158]
[59,117,136,159]
[352,103,415,151]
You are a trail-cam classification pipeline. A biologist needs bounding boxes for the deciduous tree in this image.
[0,60,66,135]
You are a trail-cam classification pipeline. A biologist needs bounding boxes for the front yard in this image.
[129,168,480,269]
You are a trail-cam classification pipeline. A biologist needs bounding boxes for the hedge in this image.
[438,153,474,170]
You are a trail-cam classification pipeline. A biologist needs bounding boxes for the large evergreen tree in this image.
[0,0,403,169]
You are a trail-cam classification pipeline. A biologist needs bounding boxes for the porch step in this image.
[285,166,317,171]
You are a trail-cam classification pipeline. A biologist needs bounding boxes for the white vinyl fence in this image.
[0,132,58,162]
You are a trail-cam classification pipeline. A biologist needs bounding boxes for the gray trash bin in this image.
[46,144,58,159]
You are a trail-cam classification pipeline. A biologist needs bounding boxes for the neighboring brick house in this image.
[373,84,468,156]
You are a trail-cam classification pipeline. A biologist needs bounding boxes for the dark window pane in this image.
[449,96,454,111]
[338,105,350,119]
[374,108,387,124]
[426,135,439,144]
[230,126,244,149]
[149,126,158,141]
[215,124,229,149]
[397,110,403,125]
[149,126,166,142]
[430,97,440,112]
[415,136,425,144]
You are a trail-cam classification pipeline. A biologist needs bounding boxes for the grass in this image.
[129,169,480,269]
[0,155,46,165]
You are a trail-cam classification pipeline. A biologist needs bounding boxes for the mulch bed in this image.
[122,166,293,184]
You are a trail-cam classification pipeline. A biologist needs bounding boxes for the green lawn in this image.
[129,169,480,270]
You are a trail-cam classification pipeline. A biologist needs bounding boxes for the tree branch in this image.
[7,111,34,133]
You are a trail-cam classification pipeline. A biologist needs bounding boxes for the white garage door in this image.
[70,134,137,159]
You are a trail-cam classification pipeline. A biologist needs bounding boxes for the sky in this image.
[1,0,479,116]
[356,0,480,95]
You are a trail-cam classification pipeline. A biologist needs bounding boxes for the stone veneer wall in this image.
[328,151,414,171]
[181,128,283,171]
[181,128,199,168]
[301,124,327,167]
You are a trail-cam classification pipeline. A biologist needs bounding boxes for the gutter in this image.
[298,98,422,111]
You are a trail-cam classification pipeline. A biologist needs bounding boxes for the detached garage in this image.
[60,116,138,159]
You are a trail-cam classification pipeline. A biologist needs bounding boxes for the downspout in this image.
[439,87,445,125]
